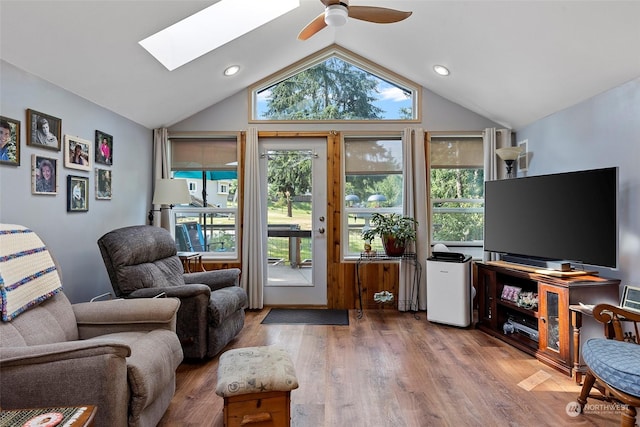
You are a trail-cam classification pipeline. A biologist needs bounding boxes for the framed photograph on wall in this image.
[31,154,58,195]
[64,135,92,171]
[0,116,20,166]
[67,175,89,212]
[620,285,640,313]
[518,139,528,172]
[26,109,61,151]
[95,168,112,200]
[95,130,112,166]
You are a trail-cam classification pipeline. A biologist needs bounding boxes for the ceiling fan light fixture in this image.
[325,4,348,27]
[224,65,240,76]
[433,65,450,76]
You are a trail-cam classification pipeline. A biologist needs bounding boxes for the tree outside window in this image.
[251,46,418,122]
[429,135,485,250]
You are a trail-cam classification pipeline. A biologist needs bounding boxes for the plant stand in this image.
[356,252,421,319]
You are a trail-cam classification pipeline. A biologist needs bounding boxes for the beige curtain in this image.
[152,128,170,228]
[483,128,511,261]
[399,127,428,311]
[241,128,265,309]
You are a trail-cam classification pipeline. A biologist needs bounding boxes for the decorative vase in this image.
[382,235,406,257]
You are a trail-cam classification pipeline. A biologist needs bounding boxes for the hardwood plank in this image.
[158,309,620,426]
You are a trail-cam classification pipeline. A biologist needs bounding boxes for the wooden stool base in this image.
[224,390,291,427]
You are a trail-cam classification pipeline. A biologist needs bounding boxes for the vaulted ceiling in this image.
[1,1,639,131]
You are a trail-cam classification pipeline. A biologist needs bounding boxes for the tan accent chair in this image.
[0,225,183,427]
[0,293,183,427]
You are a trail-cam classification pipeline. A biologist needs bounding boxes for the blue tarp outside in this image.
[174,170,237,180]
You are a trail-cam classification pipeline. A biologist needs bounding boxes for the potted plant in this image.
[361,213,418,257]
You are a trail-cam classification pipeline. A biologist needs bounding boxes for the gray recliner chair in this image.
[98,225,247,359]
[0,224,183,427]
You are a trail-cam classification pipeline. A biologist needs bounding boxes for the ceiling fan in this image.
[298,0,412,41]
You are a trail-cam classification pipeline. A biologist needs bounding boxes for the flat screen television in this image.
[484,167,618,269]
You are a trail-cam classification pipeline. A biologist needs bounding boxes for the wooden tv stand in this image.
[475,262,620,377]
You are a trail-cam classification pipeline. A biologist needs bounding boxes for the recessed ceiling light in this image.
[433,65,450,76]
[224,65,240,76]
[139,0,300,71]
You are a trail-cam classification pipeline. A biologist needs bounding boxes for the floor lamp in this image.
[148,179,191,227]
[496,146,524,178]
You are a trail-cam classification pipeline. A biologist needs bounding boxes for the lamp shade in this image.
[495,146,524,161]
[152,179,191,205]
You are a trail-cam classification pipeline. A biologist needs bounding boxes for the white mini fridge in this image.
[426,253,473,327]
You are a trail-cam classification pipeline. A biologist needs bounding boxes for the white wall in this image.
[0,60,153,303]
[516,77,640,287]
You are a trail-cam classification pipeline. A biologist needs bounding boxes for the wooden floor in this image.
[158,309,621,427]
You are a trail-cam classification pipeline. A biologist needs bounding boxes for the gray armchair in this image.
[0,224,183,427]
[98,225,247,359]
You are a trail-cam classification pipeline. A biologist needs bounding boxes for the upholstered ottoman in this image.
[216,346,299,427]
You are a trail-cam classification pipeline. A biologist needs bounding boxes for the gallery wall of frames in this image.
[1,110,113,212]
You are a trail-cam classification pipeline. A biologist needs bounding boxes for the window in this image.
[343,134,404,258]
[218,182,229,195]
[250,45,420,122]
[169,134,240,259]
[429,133,484,256]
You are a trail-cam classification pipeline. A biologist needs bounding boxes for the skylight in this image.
[139,0,299,71]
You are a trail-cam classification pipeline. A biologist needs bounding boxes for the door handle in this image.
[318,227,325,234]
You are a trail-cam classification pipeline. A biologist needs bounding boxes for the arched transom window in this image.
[250,44,420,122]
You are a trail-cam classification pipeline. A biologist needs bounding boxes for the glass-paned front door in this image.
[260,138,327,305]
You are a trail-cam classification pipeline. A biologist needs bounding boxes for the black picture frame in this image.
[95,168,112,200]
[0,115,21,166]
[26,109,62,151]
[95,130,113,166]
[67,175,89,212]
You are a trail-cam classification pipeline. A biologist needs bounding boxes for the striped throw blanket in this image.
[0,224,62,321]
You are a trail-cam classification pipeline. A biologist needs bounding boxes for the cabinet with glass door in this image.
[476,262,620,377]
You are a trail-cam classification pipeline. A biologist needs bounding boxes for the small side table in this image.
[0,405,97,426]
[177,251,205,273]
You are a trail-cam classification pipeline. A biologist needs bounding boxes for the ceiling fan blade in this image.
[348,6,412,24]
[298,12,328,40]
